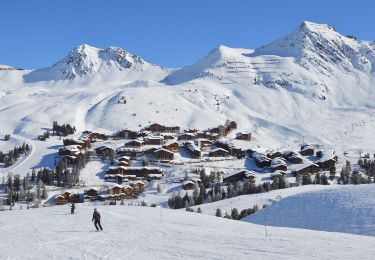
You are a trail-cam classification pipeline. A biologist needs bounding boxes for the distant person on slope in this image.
[70,202,75,214]
[92,208,103,231]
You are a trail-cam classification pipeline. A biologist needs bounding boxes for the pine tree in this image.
[302,174,313,185]
[215,208,222,217]
[231,208,239,220]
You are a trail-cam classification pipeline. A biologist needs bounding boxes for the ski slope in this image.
[244,184,375,236]
[1,204,375,259]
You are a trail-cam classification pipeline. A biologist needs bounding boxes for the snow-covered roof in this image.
[316,150,337,163]
[289,162,319,172]
[271,157,287,167]
[154,148,174,154]
[210,148,229,153]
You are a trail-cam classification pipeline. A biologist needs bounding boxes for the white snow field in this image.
[244,184,375,236]
[1,204,375,260]
[190,185,334,216]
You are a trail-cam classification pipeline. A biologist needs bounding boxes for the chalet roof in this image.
[252,152,271,162]
[316,150,337,163]
[154,148,174,154]
[86,188,99,192]
[178,132,196,137]
[289,162,319,172]
[210,148,229,153]
[223,170,255,179]
[61,145,80,152]
[284,151,303,159]
[184,141,201,152]
[271,157,287,167]
[146,135,164,140]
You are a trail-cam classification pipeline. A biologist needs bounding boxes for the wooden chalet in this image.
[184,141,201,159]
[301,144,314,156]
[108,184,126,195]
[223,171,255,183]
[145,135,164,145]
[116,147,143,159]
[271,157,288,172]
[154,148,174,161]
[209,148,229,157]
[145,123,180,133]
[290,162,319,176]
[215,139,243,158]
[63,138,90,149]
[163,142,179,153]
[252,152,272,168]
[114,129,138,139]
[55,195,67,205]
[236,132,252,141]
[284,151,303,164]
[177,132,197,141]
[95,146,115,156]
[316,150,338,170]
[130,181,145,192]
[124,139,145,148]
[195,139,213,151]
[107,166,129,175]
[267,151,283,159]
[59,145,81,156]
[84,188,99,197]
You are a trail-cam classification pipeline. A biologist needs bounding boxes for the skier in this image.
[92,208,103,231]
[70,202,75,214]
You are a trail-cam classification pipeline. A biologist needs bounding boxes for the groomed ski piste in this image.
[1,190,375,260]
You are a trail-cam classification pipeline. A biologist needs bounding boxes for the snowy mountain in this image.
[0,21,375,151]
[255,21,375,74]
[165,21,375,100]
[24,44,170,82]
[0,65,17,71]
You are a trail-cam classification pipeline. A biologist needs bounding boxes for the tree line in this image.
[0,142,30,167]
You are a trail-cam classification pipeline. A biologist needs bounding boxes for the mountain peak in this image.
[253,21,374,74]
[299,21,336,33]
[24,44,156,81]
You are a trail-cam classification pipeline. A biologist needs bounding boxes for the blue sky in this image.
[1,0,374,69]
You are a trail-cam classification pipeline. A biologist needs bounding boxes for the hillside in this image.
[244,184,375,236]
[1,204,374,259]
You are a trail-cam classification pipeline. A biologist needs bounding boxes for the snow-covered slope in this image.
[1,205,375,259]
[244,184,375,236]
[0,21,374,152]
[24,44,170,82]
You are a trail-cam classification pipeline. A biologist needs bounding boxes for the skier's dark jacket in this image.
[92,211,101,221]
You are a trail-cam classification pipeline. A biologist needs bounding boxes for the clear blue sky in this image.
[1,0,374,69]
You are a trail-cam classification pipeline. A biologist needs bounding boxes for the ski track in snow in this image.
[1,203,375,259]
